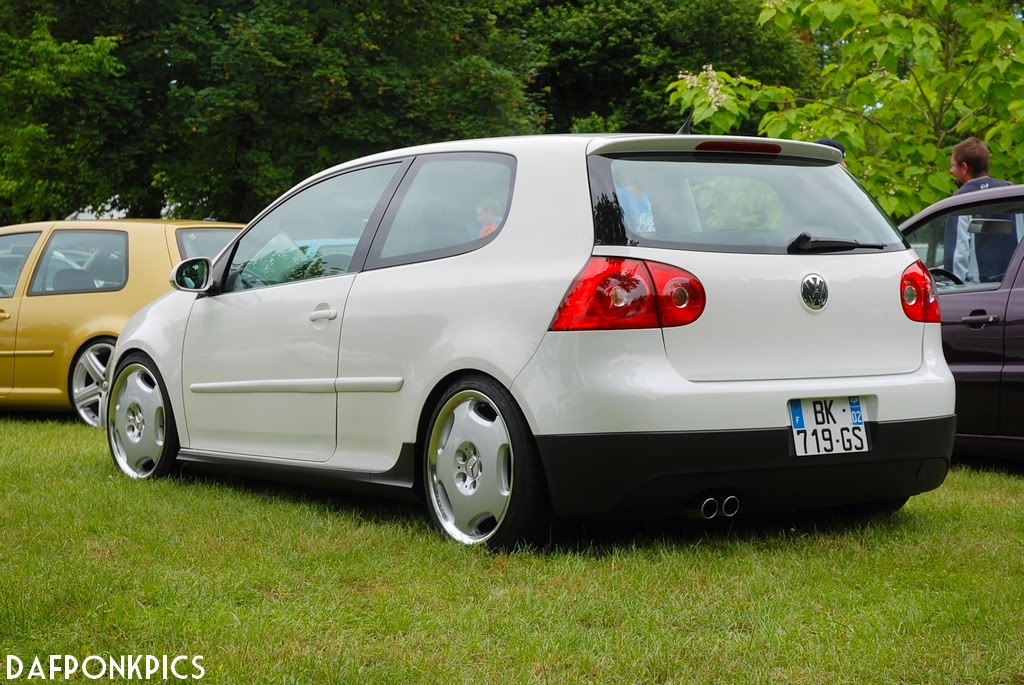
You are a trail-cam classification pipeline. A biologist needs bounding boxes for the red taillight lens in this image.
[900,261,941,323]
[550,257,706,331]
[645,260,706,327]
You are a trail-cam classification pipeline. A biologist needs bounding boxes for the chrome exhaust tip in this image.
[699,497,719,519]
[721,494,740,518]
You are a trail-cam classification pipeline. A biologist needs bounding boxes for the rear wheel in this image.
[106,352,180,479]
[69,337,116,426]
[423,375,549,550]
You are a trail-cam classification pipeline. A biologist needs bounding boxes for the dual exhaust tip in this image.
[696,494,740,520]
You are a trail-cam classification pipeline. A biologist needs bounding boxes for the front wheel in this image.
[423,375,549,550]
[106,352,180,479]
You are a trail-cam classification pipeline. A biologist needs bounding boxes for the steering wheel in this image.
[929,267,963,286]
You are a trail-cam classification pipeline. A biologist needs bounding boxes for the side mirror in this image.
[171,257,212,292]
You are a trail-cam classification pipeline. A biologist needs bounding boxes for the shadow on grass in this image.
[546,503,908,555]
[167,463,907,556]
[952,454,1024,478]
[0,408,77,423]
[173,465,426,528]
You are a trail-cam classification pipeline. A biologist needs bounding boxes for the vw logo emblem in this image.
[801,274,829,311]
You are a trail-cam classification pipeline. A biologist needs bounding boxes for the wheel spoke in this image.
[74,382,102,407]
[80,347,108,383]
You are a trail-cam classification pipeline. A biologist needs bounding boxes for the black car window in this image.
[224,162,402,292]
[28,230,127,295]
[0,232,41,297]
[908,206,1024,290]
[590,154,906,253]
[366,153,515,269]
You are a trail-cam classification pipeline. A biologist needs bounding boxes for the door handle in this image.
[0,310,9,320]
[308,309,338,321]
[961,314,999,327]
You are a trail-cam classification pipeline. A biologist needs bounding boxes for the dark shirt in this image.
[943,176,1014,281]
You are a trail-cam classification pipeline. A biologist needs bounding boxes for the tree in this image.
[0,0,544,224]
[667,0,1024,220]
[512,0,818,134]
[0,9,122,224]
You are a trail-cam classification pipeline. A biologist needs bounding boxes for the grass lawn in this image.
[2,413,1023,684]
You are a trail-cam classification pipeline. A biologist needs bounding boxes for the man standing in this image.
[944,137,1014,282]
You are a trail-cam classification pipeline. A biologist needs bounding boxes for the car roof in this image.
[900,184,1024,234]
[302,133,845,188]
[0,218,244,234]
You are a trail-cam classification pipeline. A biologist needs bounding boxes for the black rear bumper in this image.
[534,415,955,519]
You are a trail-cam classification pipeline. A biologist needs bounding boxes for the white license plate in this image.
[788,396,867,456]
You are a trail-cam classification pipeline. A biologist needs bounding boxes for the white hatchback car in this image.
[102,134,956,549]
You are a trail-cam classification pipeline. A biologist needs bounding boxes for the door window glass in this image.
[225,163,401,292]
[908,205,1024,291]
[0,232,40,297]
[28,230,127,295]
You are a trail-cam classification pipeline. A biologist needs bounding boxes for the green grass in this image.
[2,414,1024,684]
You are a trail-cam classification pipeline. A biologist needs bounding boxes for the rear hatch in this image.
[584,136,928,382]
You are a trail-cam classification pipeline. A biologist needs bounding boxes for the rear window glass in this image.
[176,227,240,260]
[590,154,906,253]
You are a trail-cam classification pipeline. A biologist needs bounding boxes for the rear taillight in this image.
[549,257,706,331]
[900,261,941,323]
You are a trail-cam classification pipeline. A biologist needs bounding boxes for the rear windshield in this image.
[589,153,907,254]
[176,227,240,260]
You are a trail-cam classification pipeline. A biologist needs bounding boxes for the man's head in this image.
[950,136,991,186]
[814,138,847,168]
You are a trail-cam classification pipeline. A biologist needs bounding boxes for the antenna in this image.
[675,107,694,135]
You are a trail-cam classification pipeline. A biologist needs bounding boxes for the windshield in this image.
[589,153,907,254]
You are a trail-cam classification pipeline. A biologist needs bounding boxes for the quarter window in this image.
[369,153,515,267]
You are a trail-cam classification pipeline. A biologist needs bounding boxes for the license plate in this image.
[788,396,868,456]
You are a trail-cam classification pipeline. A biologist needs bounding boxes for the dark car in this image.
[900,184,1024,457]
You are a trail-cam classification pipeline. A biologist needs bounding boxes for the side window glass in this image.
[28,230,127,295]
[373,154,514,264]
[908,206,1024,291]
[225,162,401,292]
[0,232,41,297]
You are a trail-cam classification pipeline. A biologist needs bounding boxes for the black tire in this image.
[106,352,180,479]
[422,375,550,550]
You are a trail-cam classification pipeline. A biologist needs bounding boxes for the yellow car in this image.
[0,219,242,425]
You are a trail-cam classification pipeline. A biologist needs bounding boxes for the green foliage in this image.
[669,0,1024,221]
[158,1,543,220]
[514,0,817,134]
[0,0,543,224]
[667,65,794,135]
[0,12,122,223]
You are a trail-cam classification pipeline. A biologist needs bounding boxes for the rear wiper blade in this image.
[786,231,887,254]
